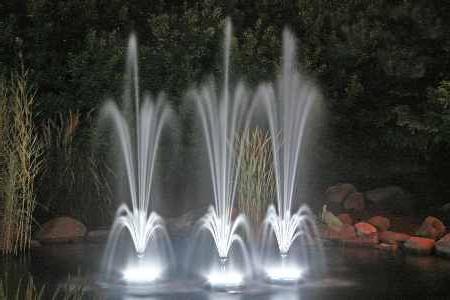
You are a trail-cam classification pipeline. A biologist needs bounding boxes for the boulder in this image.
[86,229,109,243]
[404,237,435,255]
[379,231,410,245]
[376,243,399,252]
[342,238,378,248]
[343,192,365,212]
[365,186,411,214]
[337,213,353,225]
[416,216,446,240]
[435,233,450,256]
[354,222,378,243]
[36,217,86,244]
[368,216,390,231]
[325,183,356,204]
[320,224,357,241]
[321,205,343,231]
[436,234,450,256]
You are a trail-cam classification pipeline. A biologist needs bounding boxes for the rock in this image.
[355,222,377,236]
[416,216,446,240]
[321,205,343,231]
[436,234,450,256]
[320,224,357,241]
[86,229,109,243]
[342,238,378,248]
[376,243,399,252]
[365,186,412,214]
[368,216,390,231]
[379,231,410,245]
[343,192,365,212]
[325,183,356,204]
[337,213,353,225]
[404,237,435,255]
[354,222,378,243]
[36,217,86,244]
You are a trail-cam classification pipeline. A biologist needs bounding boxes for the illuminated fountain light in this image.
[206,269,245,290]
[188,19,254,292]
[264,265,305,284]
[258,27,325,285]
[99,33,175,287]
[122,264,162,283]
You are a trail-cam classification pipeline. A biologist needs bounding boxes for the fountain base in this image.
[206,270,245,292]
[264,265,305,285]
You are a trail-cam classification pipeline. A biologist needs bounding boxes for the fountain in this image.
[188,19,254,291]
[100,34,175,288]
[258,29,324,284]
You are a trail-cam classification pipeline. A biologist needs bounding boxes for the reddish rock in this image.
[388,215,420,235]
[354,222,378,243]
[343,192,365,212]
[86,229,109,243]
[436,233,450,256]
[404,237,435,255]
[416,216,446,240]
[337,213,353,225]
[325,183,356,204]
[368,216,390,231]
[376,243,399,252]
[379,231,410,245]
[355,222,377,236]
[320,224,357,241]
[342,238,378,248]
[36,217,86,244]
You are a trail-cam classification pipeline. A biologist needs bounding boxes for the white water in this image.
[101,35,174,281]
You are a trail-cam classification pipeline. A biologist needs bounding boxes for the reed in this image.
[238,128,275,228]
[1,72,42,255]
[0,273,104,300]
[39,111,113,226]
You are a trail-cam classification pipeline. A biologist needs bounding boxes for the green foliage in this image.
[0,1,450,209]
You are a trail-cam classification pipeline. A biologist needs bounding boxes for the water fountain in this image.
[100,34,175,288]
[188,19,254,291]
[258,29,324,284]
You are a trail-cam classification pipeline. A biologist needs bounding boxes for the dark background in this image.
[1,0,450,224]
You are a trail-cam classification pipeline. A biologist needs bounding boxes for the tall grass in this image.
[38,111,113,226]
[0,273,104,300]
[238,128,275,228]
[0,72,42,255]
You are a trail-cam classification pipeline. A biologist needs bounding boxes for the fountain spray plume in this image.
[100,34,175,283]
[259,29,324,281]
[189,19,254,288]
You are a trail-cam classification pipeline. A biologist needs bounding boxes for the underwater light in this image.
[265,265,304,284]
[207,270,244,290]
[122,265,162,283]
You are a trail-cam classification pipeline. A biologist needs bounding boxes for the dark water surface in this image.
[2,240,450,299]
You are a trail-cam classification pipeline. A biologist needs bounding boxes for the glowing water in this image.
[189,19,253,288]
[258,29,324,281]
[101,35,174,283]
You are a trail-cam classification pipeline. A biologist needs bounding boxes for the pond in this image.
[2,239,450,299]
